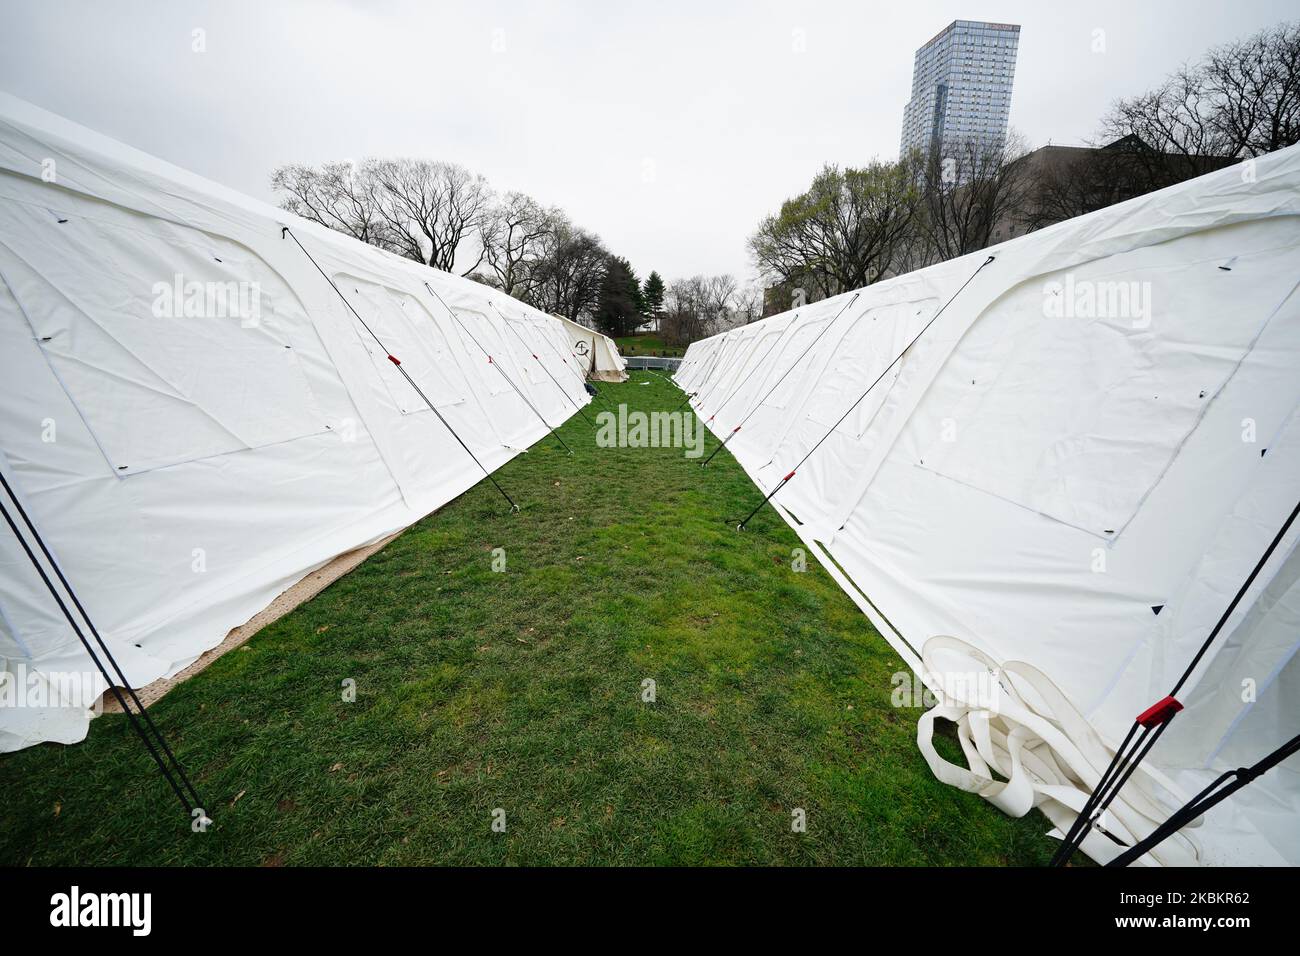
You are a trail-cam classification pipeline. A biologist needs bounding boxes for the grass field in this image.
[614,334,685,357]
[0,372,1056,866]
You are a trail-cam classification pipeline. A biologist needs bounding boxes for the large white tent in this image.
[555,314,627,382]
[0,94,591,752]
[677,148,1300,866]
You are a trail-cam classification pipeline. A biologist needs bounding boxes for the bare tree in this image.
[367,159,492,275]
[661,276,709,346]
[528,222,607,322]
[272,156,621,309]
[271,161,388,247]
[659,274,747,344]
[733,280,763,325]
[480,191,560,297]
[914,132,1032,263]
[1098,66,1240,190]
[1014,145,1159,233]
[704,274,739,325]
[1091,23,1300,194]
[1203,21,1300,155]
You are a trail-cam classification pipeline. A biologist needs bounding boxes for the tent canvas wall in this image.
[555,314,627,382]
[677,147,1300,866]
[0,94,590,752]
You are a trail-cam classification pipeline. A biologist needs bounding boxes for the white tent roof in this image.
[554,314,627,381]
[677,148,1300,866]
[0,94,591,751]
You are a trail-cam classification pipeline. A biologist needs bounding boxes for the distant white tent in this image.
[555,314,627,382]
[678,147,1300,866]
[0,94,590,751]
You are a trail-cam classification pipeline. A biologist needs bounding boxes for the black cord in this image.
[488,302,598,428]
[1052,496,1300,866]
[0,473,201,818]
[422,282,573,456]
[1107,732,1300,867]
[282,226,518,512]
[698,332,787,468]
[735,256,995,530]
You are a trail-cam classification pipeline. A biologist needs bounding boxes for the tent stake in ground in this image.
[733,258,993,530]
[423,282,574,457]
[0,470,204,821]
[282,226,520,513]
[488,301,597,429]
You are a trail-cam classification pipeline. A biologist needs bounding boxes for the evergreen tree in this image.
[594,255,640,337]
[642,270,665,319]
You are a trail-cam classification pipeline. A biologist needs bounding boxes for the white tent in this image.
[0,94,591,751]
[554,314,628,382]
[677,147,1300,866]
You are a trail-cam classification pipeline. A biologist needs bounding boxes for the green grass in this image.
[614,334,685,357]
[0,372,1055,866]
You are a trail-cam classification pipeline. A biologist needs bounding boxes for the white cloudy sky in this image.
[0,0,1294,280]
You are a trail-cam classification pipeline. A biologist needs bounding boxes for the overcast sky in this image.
[1,0,1294,281]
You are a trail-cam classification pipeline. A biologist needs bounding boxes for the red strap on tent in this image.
[732,425,742,434]
[387,354,401,366]
[532,354,538,360]
[488,355,494,364]
[783,470,796,482]
[1136,696,1183,728]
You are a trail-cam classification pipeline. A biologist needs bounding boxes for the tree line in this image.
[751,20,1300,311]
[271,155,762,346]
[272,158,670,338]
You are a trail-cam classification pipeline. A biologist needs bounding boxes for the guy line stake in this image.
[282,226,519,512]
[422,282,573,456]
[734,257,994,530]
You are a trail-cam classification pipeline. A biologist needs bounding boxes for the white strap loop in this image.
[916,635,1202,866]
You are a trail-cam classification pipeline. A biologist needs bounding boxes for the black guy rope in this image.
[1106,731,1300,867]
[527,312,615,412]
[486,301,596,429]
[422,282,573,456]
[282,226,518,512]
[701,293,861,469]
[1051,495,1300,866]
[697,330,785,444]
[0,470,203,820]
[734,256,994,531]
[488,300,611,413]
[674,340,729,411]
[711,292,859,420]
[689,326,763,415]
